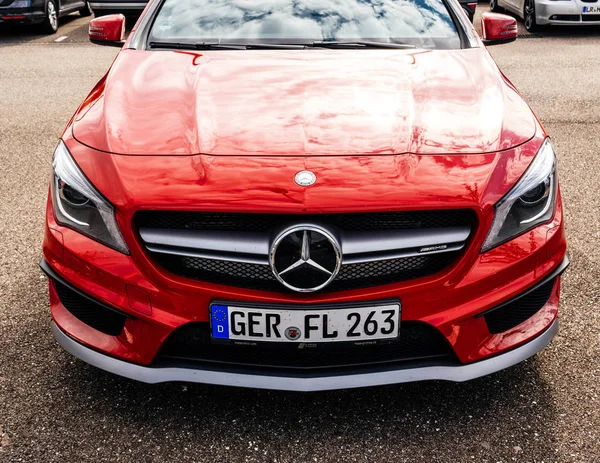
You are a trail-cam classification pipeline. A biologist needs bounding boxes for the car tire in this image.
[524,0,542,32]
[40,0,59,34]
[490,0,503,12]
[79,0,93,17]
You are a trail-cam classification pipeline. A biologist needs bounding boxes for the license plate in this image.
[583,6,600,13]
[210,302,400,343]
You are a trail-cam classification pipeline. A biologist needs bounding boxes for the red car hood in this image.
[72,47,536,156]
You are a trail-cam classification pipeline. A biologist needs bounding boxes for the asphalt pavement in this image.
[1,8,599,463]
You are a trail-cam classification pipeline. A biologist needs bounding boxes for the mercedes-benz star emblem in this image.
[270,225,342,293]
[294,170,317,187]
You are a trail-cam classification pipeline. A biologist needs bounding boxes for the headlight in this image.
[481,138,557,252]
[51,140,129,254]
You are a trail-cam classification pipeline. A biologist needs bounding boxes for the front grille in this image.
[136,210,474,233]
[582,14,600,21]
[137,210,474,292]
[483,278,555,334]
[53,279,127,336]
[153,252,459,292]
[155,321,455,371]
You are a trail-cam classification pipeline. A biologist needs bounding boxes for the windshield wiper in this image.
[236,43,306,49]
[149,41,306,50]
[149,41,245,50]
[311,40,416,49]
[149,40,416,51]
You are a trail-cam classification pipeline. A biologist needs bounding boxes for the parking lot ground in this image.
[1,6,600,463]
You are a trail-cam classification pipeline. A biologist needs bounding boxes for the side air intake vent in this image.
[53,280,127,336]
[484,279,555,334]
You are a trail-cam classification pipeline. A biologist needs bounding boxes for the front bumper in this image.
[42,135,568,391]
[43,252,568,390]
[0,9,45,25]
[51,318,559,392]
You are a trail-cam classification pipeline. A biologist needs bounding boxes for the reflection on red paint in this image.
[72,48,536,157]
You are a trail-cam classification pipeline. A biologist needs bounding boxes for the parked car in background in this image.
[460,0,478,22]
[0,0,91,33]
[491,0,600,31]
[90,0,147,15]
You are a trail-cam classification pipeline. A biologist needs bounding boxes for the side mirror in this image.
[481,12,518,45]
[89,14,126,47]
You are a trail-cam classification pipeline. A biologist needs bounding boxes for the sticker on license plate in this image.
[210,303,400,343]
[583,6,600,13]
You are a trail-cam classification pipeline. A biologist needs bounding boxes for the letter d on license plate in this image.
[210,302,400,343]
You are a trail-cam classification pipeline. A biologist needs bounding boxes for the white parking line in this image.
[54,36,68,42]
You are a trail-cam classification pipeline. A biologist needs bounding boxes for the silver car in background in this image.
[490,0,600,31]
[90,0,147,15]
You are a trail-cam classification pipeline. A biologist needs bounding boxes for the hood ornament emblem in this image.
[294,170,317,187]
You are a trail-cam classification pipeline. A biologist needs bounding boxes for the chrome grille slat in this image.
[342,242,466,264]
[140,228,270,258]
[340,227,470,256]
[139,226,471,264]
[145,243,269,265]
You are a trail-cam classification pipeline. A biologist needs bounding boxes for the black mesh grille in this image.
[334,255,456,290]
[136,210,474,233]
[582,14,600,21]
[152,252,460,293]
[53,280,127,336]
[484,279,555,334]
[155,321,455,371]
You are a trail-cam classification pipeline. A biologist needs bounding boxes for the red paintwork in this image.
[481,13,519,42]
[88,14,125,43]
[72,48,536,156]
[44,21,567,372]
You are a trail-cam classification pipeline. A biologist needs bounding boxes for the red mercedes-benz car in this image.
[42,0,567,391]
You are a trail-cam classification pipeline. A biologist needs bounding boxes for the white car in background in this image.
[491,0,600,31]
[90,0,147,15]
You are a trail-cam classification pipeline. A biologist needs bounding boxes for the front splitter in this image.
[51,319,558,392]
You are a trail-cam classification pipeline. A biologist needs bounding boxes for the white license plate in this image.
[583,6,600,13]
[210,302,400,343]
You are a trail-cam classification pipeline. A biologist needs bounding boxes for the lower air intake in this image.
[53,279,127,336]
[154,321,456,371]
[484,278,555,334]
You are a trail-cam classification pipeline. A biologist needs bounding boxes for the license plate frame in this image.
[209,299,401,347]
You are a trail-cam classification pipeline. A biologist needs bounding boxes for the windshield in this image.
[149,0,463,50]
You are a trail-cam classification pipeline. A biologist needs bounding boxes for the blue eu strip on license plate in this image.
[211,305,230,339]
